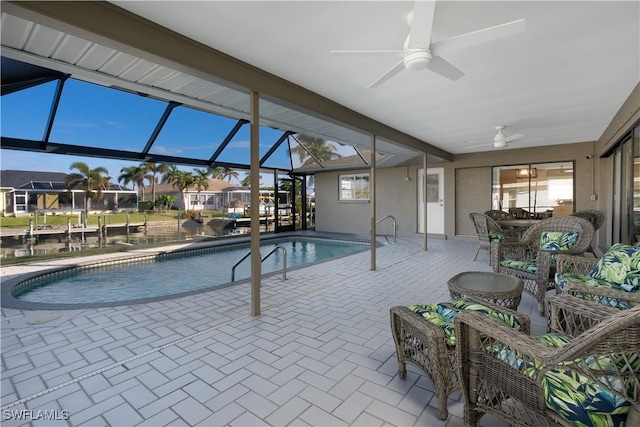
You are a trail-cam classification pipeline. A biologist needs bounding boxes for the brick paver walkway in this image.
[1,237,547,426]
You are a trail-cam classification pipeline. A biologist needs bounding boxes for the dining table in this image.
[497,218,541,239]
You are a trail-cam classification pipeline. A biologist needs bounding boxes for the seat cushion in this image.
[539,231,579,252]
[407,299,523,347]
[555,272,638,309]
[500,258,538,274]
[589,243,640,292]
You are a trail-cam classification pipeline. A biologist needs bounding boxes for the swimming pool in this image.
[8,235,369,308]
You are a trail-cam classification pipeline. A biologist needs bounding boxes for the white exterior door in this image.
[418,168,445,234]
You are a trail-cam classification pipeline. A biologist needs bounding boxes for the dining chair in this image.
[470,213,517,264]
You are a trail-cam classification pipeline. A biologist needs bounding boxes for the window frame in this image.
[491,161,575,219]
[339,173,370,201]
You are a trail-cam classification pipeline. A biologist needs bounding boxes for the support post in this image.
[27,219,33,241]
[250,90,261,316]
[370,134,376,271]
[423,152,428,251]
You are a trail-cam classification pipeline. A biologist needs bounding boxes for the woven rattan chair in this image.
[570,209,605,231]
[469,212,518,264]
[484,209,514,221]
[571,209,605,254]
[390,298,530,420]
[492,215,594,315]
[555,252,640,310]
[455,295,640,427]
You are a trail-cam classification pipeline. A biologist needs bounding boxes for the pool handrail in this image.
[372,215,396,244]
[231,244,287,282]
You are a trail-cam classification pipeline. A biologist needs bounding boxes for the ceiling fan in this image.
[468,126,525,149]
[330,1,525,89]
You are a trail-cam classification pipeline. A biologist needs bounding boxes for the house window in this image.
[340,174,369,201]
[492,162,575,219]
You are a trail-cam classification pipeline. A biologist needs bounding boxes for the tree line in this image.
[66,162,242,213]
[64,134,340,213]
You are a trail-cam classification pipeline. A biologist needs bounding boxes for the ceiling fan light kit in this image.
[493,139,507,148]
[404,49,432,71]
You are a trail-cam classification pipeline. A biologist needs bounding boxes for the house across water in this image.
[0,170,137,217]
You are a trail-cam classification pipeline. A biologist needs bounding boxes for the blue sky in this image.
[0,77,297,183]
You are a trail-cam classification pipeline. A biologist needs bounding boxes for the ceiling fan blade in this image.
[466,142,494,149]
[367,59,405,89]
[408,1,436,48]
[329,50,403,57]
[503,133,525,143]
[431,19,526,56]
[427,56,464,81]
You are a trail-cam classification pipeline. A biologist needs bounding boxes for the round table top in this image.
[448,271,523,294]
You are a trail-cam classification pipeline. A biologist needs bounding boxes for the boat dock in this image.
[0,222,147,241]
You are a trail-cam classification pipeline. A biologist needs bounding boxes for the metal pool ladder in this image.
[231,244,288,282]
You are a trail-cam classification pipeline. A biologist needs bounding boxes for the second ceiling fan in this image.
[330,1,525,89]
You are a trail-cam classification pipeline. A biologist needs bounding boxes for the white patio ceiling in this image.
[1,1,639,169]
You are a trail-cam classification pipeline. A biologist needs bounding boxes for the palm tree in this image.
[118,164,148,200]
[193,168,210,209]
[118,166,139,191]
[291,134,341,166]
[66,161,110,215]
[241,172,262,187]
[162,165,183,187]
[171,170,195,210]
[143,162,169,203]
[210,167,225,180]
[221,167,239,182]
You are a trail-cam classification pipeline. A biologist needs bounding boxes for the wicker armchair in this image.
[470,212,518,264]
[555,250,640,310]
[455,295,640,427]
[491,215,594,315]
[570,209,605,231]
[570,210,605,254]
[390,298,530,420]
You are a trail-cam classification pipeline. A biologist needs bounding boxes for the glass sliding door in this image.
[492,161,575,219]
[612,126,640,245]
[634,126,640,245]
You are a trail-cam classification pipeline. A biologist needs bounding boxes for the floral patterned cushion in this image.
[539,231,579,252]
[407,299,522,347]
[493,332,636,427]
[489,231,504,243]
[500,258,538,274]
[589,243,640,292]
[555,272,638,309]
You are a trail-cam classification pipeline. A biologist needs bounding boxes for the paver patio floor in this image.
[1,236,547,426]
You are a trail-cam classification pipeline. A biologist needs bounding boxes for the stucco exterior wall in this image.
[428,141,598,240]
[314,166,422,237]
[315,141,603,242]
[455,167,492,238]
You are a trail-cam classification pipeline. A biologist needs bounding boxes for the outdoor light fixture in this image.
[516,167,537,179]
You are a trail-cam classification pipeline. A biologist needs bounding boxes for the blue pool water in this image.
[13,237,368,306]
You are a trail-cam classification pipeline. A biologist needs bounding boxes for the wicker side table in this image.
[447,271,524,310]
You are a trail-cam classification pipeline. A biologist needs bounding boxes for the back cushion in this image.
[539,231,579,251]
[589,243,640,291]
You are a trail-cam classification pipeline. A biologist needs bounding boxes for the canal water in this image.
[0,223,248,259]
